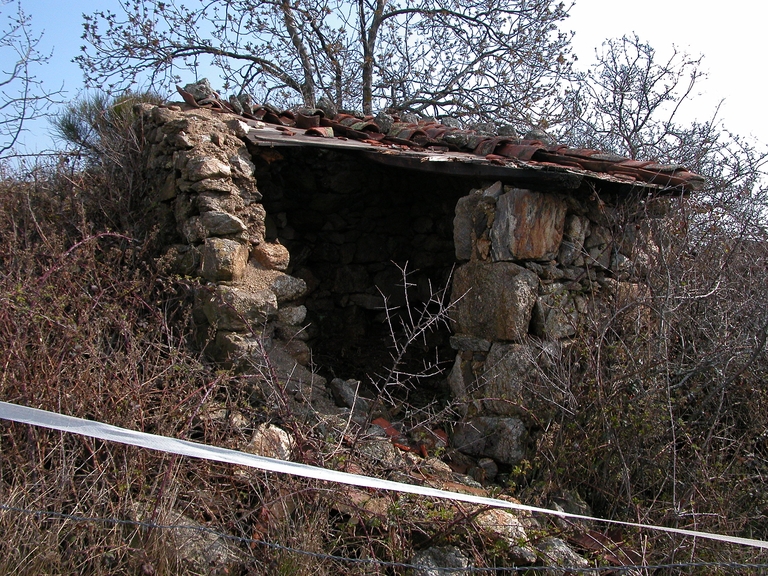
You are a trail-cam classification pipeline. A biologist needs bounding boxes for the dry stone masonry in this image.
[136,101,669,468]
[138,103,331,416]
[447,181,661,464]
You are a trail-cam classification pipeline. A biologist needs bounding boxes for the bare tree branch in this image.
[76,0,574,127]
[0,1,61,158]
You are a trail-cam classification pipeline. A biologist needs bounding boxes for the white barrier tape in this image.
[1,401,766,550]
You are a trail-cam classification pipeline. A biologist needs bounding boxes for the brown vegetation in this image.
[524,192,768,568]
[2,4,768,571]
[0,138,565,574]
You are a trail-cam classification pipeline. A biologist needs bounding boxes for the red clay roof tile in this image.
[176,86,706,191]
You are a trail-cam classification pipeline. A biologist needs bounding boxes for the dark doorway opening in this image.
[251,146,472,405]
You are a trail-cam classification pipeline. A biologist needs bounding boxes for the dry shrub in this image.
[0,159,489,575]
[527,193,768,569]
[0,159,289,573]
[0,163,214,573]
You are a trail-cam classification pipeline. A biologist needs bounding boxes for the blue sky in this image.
[10,0,768,152]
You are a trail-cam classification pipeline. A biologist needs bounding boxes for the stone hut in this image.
[137,91,704,466]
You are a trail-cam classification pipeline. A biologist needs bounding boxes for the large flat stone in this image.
[490,188,567,261]
[450,260,538,341]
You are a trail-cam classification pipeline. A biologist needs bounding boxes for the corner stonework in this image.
[449,181,658,464]
[137,103,321,390]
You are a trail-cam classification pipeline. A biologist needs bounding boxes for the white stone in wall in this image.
[185,155,232,181]
[228,148,256,177]
[227,119,252,137]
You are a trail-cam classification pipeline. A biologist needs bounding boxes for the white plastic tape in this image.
[1,401,766,550]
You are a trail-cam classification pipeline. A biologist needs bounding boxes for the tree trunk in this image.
[360,0,387,115]
[280,0,316,107]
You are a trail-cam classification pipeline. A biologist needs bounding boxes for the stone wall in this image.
[137,103,328,413]
[137,102,665,467]
[448,182,661,464]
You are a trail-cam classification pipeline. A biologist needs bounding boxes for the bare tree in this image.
[558,35,707,159]
[0,1,60,158]
[76,0,574,125]
[559,34,768,234]
[534,35,768,555]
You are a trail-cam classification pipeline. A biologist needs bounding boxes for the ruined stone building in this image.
[138,91,704,467]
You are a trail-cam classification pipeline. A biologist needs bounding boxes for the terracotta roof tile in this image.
[176,86,706,192]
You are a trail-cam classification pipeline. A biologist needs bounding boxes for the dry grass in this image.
[0,162,228,573]
[0,161,261,573]
[2,138,767,573]
[520,197,768,570]
[0,160,509,575]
